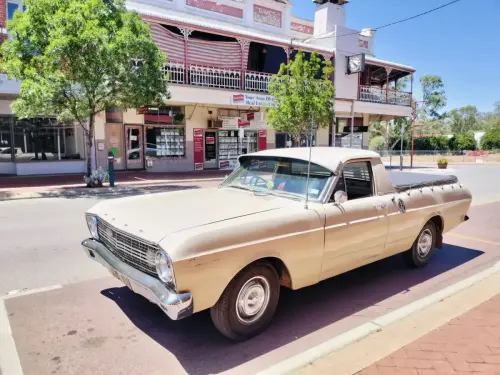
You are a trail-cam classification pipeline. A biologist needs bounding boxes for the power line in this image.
[312,0,462,41]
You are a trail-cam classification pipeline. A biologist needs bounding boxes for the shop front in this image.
[193,111,268,171]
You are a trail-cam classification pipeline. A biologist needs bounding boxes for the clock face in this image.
[349,56,360,72]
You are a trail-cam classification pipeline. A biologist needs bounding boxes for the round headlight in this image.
[86,215,99,239]
[155,250,174,285]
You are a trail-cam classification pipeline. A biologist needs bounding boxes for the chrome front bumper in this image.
[82,238,193,320]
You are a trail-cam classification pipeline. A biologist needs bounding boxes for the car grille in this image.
[97,219,159,277]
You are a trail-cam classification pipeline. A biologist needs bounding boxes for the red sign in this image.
[219,160,230,168]
[193,128,204,171]
[206,136,215,144]
[258,130,267,151]
[238,119,251,128]
[247,112,255,120]
[233,94,244,102]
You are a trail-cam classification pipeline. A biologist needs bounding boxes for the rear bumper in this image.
[82,238,193,320]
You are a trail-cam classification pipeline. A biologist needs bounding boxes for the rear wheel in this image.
[403,221,438,268]
[210,262,280,341]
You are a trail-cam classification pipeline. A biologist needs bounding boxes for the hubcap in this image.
[236,276,270,325]
[417,229,433,257]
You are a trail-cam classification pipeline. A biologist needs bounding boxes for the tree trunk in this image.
[85,114,95,181]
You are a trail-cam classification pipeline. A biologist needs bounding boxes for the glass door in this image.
[204,130,218,169]
[125,125,144,170]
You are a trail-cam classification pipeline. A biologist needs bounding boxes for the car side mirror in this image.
[334,190,348,205]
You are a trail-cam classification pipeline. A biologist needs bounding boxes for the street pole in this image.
[400,120,404,171]
[350,100,355,148]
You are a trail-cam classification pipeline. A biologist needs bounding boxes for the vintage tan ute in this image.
[82,147,471,340]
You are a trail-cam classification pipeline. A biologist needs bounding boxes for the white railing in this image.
[163,62,185,84]
[359,86,412,107]
[245,71,271,93]
[388,90,412,106]
[359,85,387,104]
[189,65,241,90]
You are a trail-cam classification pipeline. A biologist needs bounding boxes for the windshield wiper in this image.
[270,191,302,201]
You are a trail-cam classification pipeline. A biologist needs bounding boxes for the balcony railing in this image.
[359,85,412,107]
[245,71,272,93]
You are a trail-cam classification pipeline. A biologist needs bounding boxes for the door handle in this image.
[374,203,387,209]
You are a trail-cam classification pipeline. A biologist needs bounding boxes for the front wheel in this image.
[210,262,280,341]
[403,221,437,268]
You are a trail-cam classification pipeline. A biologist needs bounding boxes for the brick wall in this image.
[0,0,7,43]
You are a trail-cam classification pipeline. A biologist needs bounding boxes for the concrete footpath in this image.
[292,264,500,375]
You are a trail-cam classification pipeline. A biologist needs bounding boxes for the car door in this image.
[320,160,392,281]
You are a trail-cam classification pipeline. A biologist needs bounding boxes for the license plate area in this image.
[110,269,133,290]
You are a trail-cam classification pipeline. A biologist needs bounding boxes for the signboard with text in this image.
[231,93,276,107]
[258,130,267,151]
[193,128,204,171]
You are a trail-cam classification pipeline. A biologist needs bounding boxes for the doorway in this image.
[204,130,218,169]
[105,124,125,171]
[125,125,144,170]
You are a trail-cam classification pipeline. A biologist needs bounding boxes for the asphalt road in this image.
[1,166,500,375]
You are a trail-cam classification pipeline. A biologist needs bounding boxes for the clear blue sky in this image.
[292,0,499,113]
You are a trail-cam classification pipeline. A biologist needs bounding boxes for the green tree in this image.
[267,50,334,145]
[368,135,385,152]
[448,106,480,134]
[0,0,170,180]
[419,75,447,120]
[449,133,476,151]
[481,128,500,150]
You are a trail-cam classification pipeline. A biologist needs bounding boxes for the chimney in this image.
[359,28,376,56]
[313,0,350,36]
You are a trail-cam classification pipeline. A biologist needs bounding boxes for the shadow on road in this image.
[0,184,202,201]
[101,243,483,375]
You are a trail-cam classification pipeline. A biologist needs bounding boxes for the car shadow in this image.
[101,243,483,375]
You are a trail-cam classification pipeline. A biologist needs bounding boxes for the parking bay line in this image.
[0,284,62,375]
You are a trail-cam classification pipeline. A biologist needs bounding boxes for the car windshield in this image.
[221,156,334,201]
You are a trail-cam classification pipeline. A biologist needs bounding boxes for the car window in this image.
[221,156,334,201]
[331,161,373,201]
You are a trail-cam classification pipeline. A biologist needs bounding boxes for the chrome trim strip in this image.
[82,239,193,321]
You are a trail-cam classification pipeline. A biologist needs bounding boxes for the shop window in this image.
[0,118,13,162]
[275,132,316,148]
[11,118,84,162]
[145,126,185,157]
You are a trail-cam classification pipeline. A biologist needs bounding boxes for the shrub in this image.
[437,158,448,165]
[83,167,109,187]
[449,133,476,151]
[481,128,500,150]
[369,136,386,151]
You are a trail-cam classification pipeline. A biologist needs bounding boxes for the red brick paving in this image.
[358,294,500,375]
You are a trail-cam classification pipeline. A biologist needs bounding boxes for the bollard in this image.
[108,151,115,188]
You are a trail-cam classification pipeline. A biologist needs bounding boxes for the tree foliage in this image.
[481,128,500,150]
[0,0,170,178]
[414,136,450,151]
[448,133,476,151]
[447,105,480,134]
[368,135,385,152]
[266,50,335,144]
[419,75,447,120]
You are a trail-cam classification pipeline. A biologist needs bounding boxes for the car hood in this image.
[87,187,286,243]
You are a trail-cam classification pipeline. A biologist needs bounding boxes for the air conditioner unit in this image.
[208,120,223,128]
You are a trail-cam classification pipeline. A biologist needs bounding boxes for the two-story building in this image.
[0,0,415,175]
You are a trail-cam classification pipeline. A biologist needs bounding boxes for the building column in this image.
[385,68,392,104]
[179,28,193,84]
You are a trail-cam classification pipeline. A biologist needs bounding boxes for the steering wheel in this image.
[249,175,268,188]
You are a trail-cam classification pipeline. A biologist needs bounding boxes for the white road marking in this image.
[2,284,63,300]
[0,299,24,375]
[255,260,500,375]
[0,284,63,374]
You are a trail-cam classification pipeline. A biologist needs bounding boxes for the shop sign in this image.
[238,119,251,128]
[230,93,276,107]
[247,112,255,120]
[206,136,215,144]
[258,130,267,151]
[193,128,204,171]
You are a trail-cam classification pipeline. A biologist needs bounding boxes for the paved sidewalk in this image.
[357,294,500,375]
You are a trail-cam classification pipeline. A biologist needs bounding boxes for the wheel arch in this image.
[427,214,444,248]
[236,257,293,289]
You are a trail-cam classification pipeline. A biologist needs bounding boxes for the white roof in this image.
[240,147,380,172]
[128,1,415,72]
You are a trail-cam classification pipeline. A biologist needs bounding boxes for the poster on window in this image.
[258,130,267,151]
[193,128,204,171]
